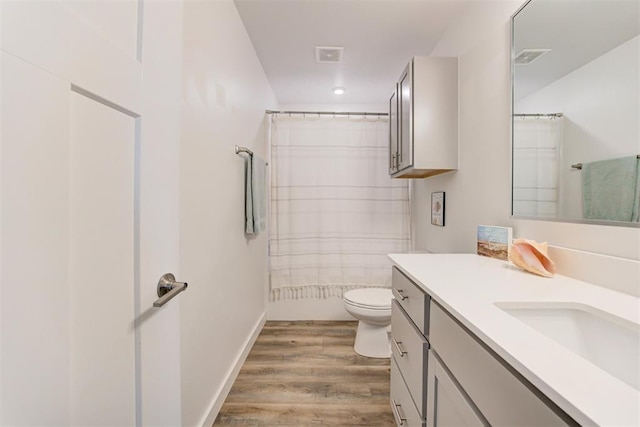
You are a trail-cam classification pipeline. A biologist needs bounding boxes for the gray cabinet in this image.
[429,302,574,427]
[389,85,399,174]
[391,301,428,416]
[390,266,576,427]
[389,57,458,179]
[390,268,429,426]
[392,267,429,335]
[391,356,427,427]
[427,351,487,427]
[398,63,412,172]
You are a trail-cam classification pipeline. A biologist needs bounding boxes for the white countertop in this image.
[389,253,640,427]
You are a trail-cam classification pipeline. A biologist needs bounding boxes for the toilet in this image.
[343,288,393,358]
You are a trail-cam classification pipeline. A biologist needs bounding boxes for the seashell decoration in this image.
[509,238,557,278]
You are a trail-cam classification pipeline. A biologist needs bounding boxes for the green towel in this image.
[245,156,254,234]
[252,156,267,233]
[583,156,640,222]
[245,155,267,234]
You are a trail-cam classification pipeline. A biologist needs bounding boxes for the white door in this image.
[0,2,183,425]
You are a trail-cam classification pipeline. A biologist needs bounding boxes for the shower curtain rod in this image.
[513,113,563,118]
[265,110,388,117]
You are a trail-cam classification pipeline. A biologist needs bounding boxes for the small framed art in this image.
[431,191,445,226]
[477,225,512,260]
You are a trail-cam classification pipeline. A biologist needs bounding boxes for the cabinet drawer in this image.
[391,355,425,427]
[392,267,430,336]
[391,300,428,417]
[429,302,573,426]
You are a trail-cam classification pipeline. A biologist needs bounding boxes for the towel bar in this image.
[235,145,268,165]
[235,145,253,156]
[572,155,640,170]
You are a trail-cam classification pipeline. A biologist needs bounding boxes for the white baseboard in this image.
[199,312,266,427]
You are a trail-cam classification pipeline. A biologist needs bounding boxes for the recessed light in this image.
[333,87,345,95]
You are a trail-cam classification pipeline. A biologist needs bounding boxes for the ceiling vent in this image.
[515,48,551,65]
[315,46,343,63]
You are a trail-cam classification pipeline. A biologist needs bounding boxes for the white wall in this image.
[179,1,277,425]
[412,2,640,293]
[412,2,519,255]
[515,35,640,219]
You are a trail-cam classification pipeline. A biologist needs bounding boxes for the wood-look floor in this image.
[213,321,395,426]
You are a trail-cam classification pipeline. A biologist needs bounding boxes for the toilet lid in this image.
[344,288,392,309]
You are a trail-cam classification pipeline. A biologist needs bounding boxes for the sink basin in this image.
[495,302,640,391]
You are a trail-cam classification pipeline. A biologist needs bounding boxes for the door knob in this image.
[153,273,188,308]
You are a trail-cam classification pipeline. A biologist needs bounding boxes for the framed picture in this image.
[477,225,513,260]
[431,191,445,226]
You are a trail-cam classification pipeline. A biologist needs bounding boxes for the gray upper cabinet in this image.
[389,84,399,174]
[389,56,458,178]
[399,64,412,172]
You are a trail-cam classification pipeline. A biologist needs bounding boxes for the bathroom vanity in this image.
[389,253,640,427]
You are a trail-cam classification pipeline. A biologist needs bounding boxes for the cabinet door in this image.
[427,351,488,427]
[429,303,571,426]
[389,86,399,174]
[398,61,413,171]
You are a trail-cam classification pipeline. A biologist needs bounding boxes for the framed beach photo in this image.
[431,191,445,226]
[477,225,513,260]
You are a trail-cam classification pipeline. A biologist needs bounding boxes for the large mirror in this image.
[511,0,640,226]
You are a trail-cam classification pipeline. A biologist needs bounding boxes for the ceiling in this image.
[234,0,472,106]
[513,0,640,101]
[235,0,639,107]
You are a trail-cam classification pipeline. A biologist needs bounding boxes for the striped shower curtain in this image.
[512,116,563,217]
[268,114,410,300]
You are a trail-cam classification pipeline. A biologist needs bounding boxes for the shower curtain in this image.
[268,114,410,300]
[512,116,563,217]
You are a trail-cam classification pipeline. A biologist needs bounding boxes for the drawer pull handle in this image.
[396,289,408,300]
[393,338,407,357]
[392,399,407,425]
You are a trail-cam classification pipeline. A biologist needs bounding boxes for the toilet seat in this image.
[344,288,392,310]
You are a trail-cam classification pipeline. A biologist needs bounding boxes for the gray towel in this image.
[583,156,640,222]
[245,155,267,234]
